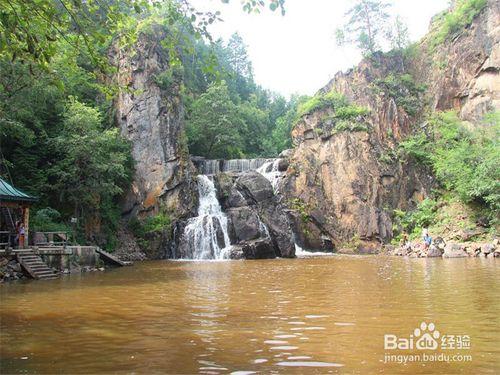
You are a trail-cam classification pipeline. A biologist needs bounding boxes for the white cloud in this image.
[192,0,449,97]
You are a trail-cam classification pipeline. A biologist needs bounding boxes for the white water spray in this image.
[257,159,282,192]
[182,175,232,260]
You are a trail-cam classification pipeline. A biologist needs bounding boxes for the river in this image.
[1,255,499,374]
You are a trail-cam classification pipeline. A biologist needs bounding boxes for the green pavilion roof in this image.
[0,178,38,203]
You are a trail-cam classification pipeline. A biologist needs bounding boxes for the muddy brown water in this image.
[1,255,499,374]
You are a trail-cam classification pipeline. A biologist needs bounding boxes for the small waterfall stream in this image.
[257,159,283,192]
[182,157,285,260]
[182,175,232,260]
[192,157,277,175]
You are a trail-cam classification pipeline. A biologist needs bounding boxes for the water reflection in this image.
[1,256,499,374]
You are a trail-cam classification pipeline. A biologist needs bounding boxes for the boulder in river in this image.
[215,171,295,258]
[443,243,468,258]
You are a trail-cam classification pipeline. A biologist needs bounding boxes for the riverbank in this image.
[386,238,499,258]
[0,246,107,283]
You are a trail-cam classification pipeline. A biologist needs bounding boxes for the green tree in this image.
[267,95,308,153]
[48,98,133,238]
[227,33,253,80]
[186,81,244,158]
[386,16,410,50]
[336,0,391,56]
[0,0,283,70]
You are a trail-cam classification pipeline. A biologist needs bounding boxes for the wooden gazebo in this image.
[0,178,37,248]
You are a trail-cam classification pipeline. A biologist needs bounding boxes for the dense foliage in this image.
[0,1,291,249]
[0,55,133,248]
[183,33,297,159]
[399,111,500,223]
[392,199,438,240]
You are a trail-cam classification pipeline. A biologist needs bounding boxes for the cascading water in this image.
[192,157,276,175]
[182,175,232,260]
[257,159,283,192]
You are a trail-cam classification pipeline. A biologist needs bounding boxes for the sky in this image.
[191,0,450,97]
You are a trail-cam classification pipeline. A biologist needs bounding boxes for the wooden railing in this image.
[33,232,68,247]
[0,231,10,249]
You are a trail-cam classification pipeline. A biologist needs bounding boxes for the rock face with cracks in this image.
[215,171,295,259]
[111,25,197,222]
[282,1,499,252]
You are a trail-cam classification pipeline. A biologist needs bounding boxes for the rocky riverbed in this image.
[388,238,499,258]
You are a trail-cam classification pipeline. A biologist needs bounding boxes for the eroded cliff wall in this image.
[111,26,197,221]
[284,0,499,252]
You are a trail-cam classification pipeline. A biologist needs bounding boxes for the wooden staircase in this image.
[16,249,59,280]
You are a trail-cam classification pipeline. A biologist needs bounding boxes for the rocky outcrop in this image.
[215,171,295,258]
[113,226,147,261]
[282,0,498,252]
[417,0,500,121]
[111,25,197,222]
[284,71,430,252]
[390,238,499,258]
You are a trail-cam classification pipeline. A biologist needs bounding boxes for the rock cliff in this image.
[111,25,197,221]
[111,25,198,258]
[215,171,295,259]
[283,0,499,252]
[417,0,499,120]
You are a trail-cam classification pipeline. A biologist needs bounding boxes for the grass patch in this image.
[429,0,487,51]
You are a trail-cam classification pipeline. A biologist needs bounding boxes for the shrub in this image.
[289,198,311,223]
[335,105,369,120]
[393,198,438,239]
[154,65,184,92]
[296,91,349,118]
[31,207,71,232]
[430,0,487,50]
[296,91,370,135]
[143,212,171,234]
[128,210,171,250]
[398,132,433,165]
[399,110,500,221]
[333,120,369,134]
[372,73,426,116]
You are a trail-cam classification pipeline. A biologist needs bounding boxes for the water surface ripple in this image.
[1,256,499,374]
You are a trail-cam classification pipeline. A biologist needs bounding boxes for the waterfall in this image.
[182,175,232,260]
[192,157,276,174]
[257,159,283,192]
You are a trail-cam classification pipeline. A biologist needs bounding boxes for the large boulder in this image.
[238,239,276,260]
[226,207,261,243]
[215,171,295,259]
[427,245,443,258]
[259,203,295,257]
[443,243,468,258]
[235,172,274,203]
